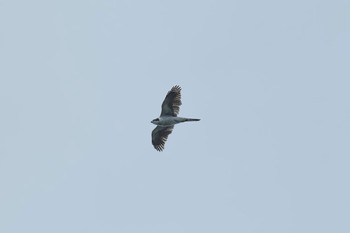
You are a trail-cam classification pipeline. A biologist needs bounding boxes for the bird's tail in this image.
[185,118,200,122]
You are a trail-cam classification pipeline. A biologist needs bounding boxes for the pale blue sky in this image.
[1,0,349,232]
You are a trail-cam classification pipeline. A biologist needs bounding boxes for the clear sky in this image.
[1,0,349,232]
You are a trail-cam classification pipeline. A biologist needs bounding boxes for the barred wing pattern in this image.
[151,126,174,151]
[160,85,182,117]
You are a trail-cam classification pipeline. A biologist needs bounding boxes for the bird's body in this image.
[152,116,200,126]
[151,85,200,151]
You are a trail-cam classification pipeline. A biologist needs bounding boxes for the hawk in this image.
[151,85,200,151]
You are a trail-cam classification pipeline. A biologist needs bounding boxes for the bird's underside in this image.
[151,85,200,151]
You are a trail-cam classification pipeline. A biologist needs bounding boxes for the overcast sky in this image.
[1,0,349,232]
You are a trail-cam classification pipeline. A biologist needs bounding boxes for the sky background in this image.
[1,0,349,232]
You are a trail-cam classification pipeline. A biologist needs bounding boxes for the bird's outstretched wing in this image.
[152,126,174,151]
[160,85,182,117]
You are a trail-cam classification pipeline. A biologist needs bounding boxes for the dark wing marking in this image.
[160,85,182,117]
[152,126,174,151]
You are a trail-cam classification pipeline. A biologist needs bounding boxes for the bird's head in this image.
[151,118,160,125]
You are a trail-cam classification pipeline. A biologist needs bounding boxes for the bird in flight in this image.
[151,85,200,151]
